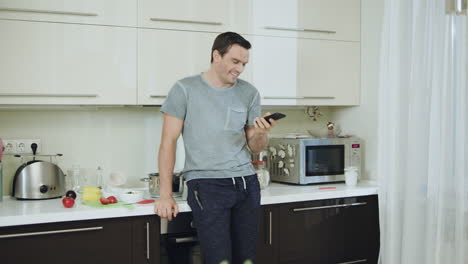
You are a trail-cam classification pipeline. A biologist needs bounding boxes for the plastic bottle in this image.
[96,166,103,189]
[253,161,270,189]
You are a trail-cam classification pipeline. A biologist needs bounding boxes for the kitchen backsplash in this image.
[0,106,334,195]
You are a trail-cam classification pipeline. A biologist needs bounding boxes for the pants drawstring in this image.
[232,177,247,192]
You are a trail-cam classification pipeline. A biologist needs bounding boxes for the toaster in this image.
[12,160,65,200]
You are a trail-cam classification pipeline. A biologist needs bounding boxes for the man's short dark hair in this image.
[211,32,251,63]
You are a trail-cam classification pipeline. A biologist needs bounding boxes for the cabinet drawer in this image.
[138,0,231,32]
[0,20,137,105]
[0,0,136,26]
[0,217,133,264]
[249,0,360,42]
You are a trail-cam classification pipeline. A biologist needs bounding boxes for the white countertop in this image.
[0,181,378,228]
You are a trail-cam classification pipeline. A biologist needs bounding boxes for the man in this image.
[154,32,277,264]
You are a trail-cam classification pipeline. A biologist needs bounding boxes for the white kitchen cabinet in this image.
[242,0,360,42]
[250,35,360,106]
[0,0,136,27]
[138,0,234,33]
[0,20,137,105]
[138,29,253,105]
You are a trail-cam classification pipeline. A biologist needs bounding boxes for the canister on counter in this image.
[253,161,270,189]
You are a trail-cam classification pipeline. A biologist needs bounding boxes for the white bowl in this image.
[118,190,144,204]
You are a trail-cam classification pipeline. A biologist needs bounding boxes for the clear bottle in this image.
[96,166,103,189]
[253,161,270,189]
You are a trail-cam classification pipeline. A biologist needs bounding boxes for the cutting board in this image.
[82,201,134,209]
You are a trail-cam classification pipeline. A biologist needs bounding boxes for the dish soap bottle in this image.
[253,161,270,189]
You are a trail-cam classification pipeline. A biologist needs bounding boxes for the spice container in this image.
[253,161,270,189]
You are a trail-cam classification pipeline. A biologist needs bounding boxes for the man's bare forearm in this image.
[248,132,269,153]
[158,140,177,197]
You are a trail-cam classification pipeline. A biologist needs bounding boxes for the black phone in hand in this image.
[263,112,286,124]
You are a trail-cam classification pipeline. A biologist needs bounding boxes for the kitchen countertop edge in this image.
[0,181,378,227]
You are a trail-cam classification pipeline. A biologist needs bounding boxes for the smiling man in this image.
[154,32,278,264]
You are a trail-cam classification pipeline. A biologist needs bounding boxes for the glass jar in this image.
[253,161,270,189]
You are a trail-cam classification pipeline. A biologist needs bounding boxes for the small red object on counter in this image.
[319,187,337,190]
[137,199,155,204]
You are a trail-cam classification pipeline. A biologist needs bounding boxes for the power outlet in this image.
[3,140,17,154]
[2,139,41,154]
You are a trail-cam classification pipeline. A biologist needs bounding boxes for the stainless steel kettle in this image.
[12,158,65,200]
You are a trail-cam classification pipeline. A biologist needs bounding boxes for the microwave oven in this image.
[267,137,362,185]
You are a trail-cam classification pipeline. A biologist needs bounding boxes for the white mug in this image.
[344,167,358,187]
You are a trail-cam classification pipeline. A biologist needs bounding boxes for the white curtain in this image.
[378,0,468,264]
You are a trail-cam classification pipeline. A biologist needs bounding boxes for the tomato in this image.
[100,197,110,205]
[62,197,75,208]
[65,190,77,200]
[107,196,118,204]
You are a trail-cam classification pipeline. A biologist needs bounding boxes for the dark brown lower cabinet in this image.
[256,195,379,264]
[0,215,160,264]
[256,204,278,264]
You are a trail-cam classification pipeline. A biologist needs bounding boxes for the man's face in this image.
[212,44,249,86]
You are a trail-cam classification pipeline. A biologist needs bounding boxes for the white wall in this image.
[332,0,384,181]
[0,106,333,195]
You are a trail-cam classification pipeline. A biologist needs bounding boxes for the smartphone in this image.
[263,112,286,124]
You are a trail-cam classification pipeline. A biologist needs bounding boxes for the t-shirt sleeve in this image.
[160,82,187,121]
[247,91,261,126]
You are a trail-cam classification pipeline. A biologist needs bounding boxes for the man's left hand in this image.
[253,112,277,134]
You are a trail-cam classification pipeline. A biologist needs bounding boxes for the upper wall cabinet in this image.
[0,20,137,105]
[250,35,360,106]
[138,0,236,33]
[239,0,360,42]
[138,30,253,105]
[138,30,215,105]
[0,0,136,26]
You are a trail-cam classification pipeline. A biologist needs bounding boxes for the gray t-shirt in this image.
[161,74,261,181]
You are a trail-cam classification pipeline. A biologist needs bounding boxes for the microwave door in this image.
[305,145,345,177]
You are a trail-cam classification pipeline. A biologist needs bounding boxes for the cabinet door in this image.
[251,35,360,106]
[250,36,299,106]
[343,195,380,264]
[0,20,137,105]
[138,0,231,32]
[132,216,160,264]
[256,205,278,264]
[249,0,360,42]
[137,29,214,105]
[0,217,134,264]
[0,0,136,26]
[278,199,346,264]
[297,39,360,106]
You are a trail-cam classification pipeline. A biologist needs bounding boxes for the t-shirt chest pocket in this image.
[224,107,247,131]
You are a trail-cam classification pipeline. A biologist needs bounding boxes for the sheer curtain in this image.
[378,0,467,263]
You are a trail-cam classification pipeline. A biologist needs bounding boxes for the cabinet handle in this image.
[146,222,150,260]
[264,26,336,34]
[0,8,98,17]
[268,211,273,245]
[0,226,103,239]
[263,96,335,100]
[150,17,223,26]
[292,202,367,212]
[149,95,167,98]
[171,236,198,243]
[0,93,98,98]
[336,259,367,264]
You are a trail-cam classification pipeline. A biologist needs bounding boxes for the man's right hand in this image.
[154,195,179,221]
